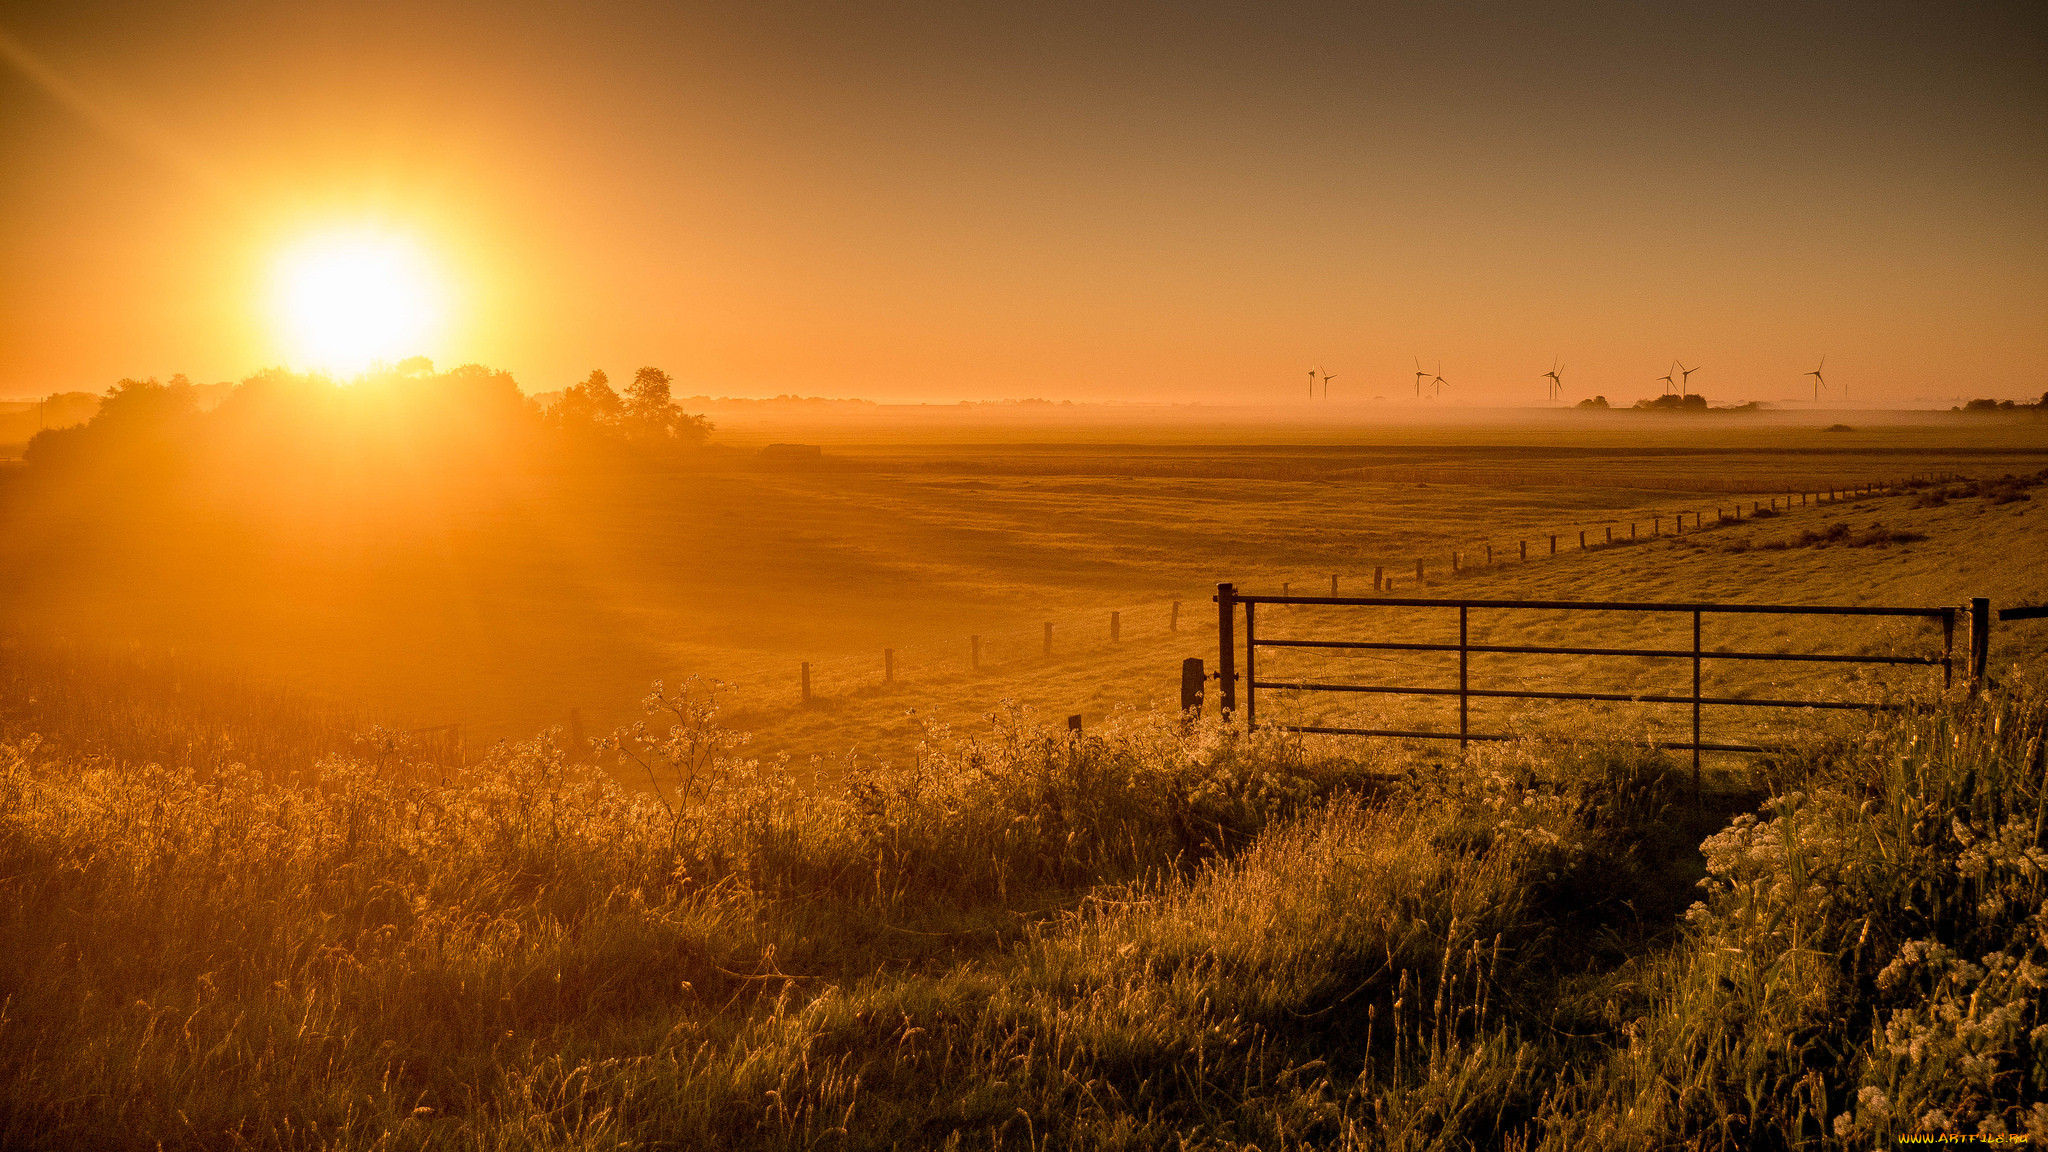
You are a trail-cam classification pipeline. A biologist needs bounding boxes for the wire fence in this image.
[712,471,1958,709]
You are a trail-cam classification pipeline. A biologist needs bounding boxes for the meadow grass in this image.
[4,422,2039,761]
[1,653,2041,1148]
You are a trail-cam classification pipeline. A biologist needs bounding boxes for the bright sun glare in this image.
[273,229,445,376]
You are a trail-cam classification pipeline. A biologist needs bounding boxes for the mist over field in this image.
[4,0,2047,1145]
[4,374,2043,764]
[3,373,2047,1151]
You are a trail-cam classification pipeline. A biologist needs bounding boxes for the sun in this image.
[272,228,446,375]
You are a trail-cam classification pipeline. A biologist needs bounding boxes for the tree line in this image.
[20,359,714,472]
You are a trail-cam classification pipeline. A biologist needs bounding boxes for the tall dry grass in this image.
[0,657,2041,1148]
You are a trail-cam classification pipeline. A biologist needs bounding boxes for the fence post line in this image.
[1519,540,1527,560]
[1579,530,1586,550]
[801,662,812,703]
[1606,527,1613,544]
[1374,566,1384,592]
[1971,598,1992,689]
[1044,622,1053,656]
[971,635,981,672]
[1111,611,1121,643]
[1549,535,1557,555]
[1215,583,1237,721]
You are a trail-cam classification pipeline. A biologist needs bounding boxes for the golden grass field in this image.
[2,409,2043,778]
[2,408,2045,1149]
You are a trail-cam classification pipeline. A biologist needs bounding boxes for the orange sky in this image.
[0,2,2043,406]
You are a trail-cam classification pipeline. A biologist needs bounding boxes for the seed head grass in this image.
[1,659,2042,1148]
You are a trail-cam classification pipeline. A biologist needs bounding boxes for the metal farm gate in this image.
[1211,583,1994,786]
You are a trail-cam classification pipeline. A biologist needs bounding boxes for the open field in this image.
[2,504,2044,1148]
[2,411,2046,1148]
[3,412,2043,778]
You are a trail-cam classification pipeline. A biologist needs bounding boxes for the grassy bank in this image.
[1,658,2042,1148]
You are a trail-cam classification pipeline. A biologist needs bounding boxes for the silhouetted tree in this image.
[548,370,624,429]
[624,366,674,438]
[24,375,205,469]
[622,366,713,444]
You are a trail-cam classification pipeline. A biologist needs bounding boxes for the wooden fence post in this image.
[1606,527,1613,544]
[1549,535,1557,555]
[1111,611,1121,643]
[1486,544,1493,565]
[1180,657,1204,726]
[1452,551,1461,573]
[1216,583,1237,719]
[1579,530,1586,550]
[1971,597,1992,689]
[1519,540,1527,560]
[1373,566,1383,591]
[1331,573,1339,596]
[801,662,811,702]
[1067,715,1083,736]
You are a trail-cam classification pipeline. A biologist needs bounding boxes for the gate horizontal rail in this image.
[1253,638,1942,665]
[1284,725,1779,754]
[1228,594,1952,616]
[1212,584,1990,792]
[1251,682,1901,710]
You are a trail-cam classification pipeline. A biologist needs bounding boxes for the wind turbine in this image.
[1413,356,1430,399]
[1679,362,1700,393]
[1541,356,1563,402]
[1806,356,1826,403]
[1432,362,1449,399]
[1658,366,1677,396]
[1308,369,1317,401]
[1321,370,1338,401]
